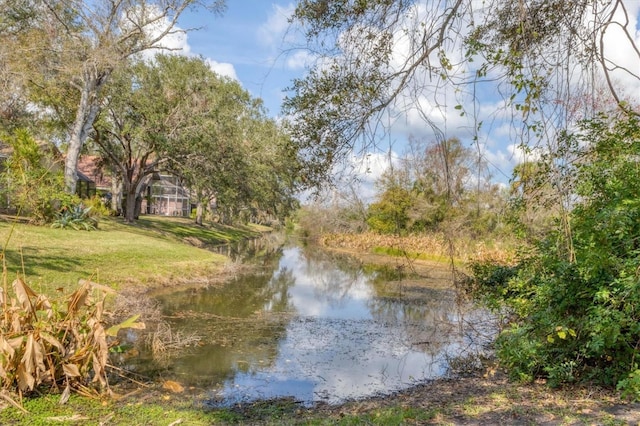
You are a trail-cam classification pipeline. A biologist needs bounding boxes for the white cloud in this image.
[124,4,239,82]
[257,3,296,48]
[323,0,639,168]
[149,27,191,55]
[600,0,640,102]
[121,5,192,61]
[337,152,399,203]
[258,3,317,73]
[205,58,238,80]
[285,50,315,70]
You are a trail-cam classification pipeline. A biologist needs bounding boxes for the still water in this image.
[150,242,492,406]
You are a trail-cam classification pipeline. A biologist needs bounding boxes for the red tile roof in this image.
[76,155,112,189]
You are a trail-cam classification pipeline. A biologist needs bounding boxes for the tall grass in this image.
[320,231,514,265]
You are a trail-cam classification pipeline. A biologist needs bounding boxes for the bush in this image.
[0,129,75,223]
[82,195,111,217]
[0,271,143,405]
[51,204,98,230]
[467,114,640,399]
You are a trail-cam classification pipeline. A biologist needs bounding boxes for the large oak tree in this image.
[92,54,299,224]
[0,0,226,194]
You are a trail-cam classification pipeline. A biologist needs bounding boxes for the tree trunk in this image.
[195,200,204,226]
[134,195,142,219]
[124,189,137,223]
[111,178,122,215]
[65,73,108,194]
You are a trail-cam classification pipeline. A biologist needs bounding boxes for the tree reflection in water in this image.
[148,242,494,406]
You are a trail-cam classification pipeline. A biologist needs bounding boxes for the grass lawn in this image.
[0,214,268,295]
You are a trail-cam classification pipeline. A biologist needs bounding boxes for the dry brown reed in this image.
[320,232,515,264]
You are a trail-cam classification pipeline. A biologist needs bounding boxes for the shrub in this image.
[467,114,640,399]
[82,195,111,217]
[51,205,98,230]
[0,271,143,405]
[0,129,75,223]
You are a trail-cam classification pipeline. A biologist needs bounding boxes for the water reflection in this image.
[153,244,490,406]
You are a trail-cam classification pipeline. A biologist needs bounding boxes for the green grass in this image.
[0,386,441,426]
[0,386,628,426]
[0,215,267,294]
[0,393,236,426]
[134,215,269,243]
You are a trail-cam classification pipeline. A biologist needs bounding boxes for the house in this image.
[76,156,191,217]
[140,173,191,217]
[76,155,113,199]
[0,142,192,217]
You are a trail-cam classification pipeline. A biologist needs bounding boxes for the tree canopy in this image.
[283,0,639,188]
[283,0,640,397]
[0,0,299,227]
[0,0,227,194]
[90,54,299,224]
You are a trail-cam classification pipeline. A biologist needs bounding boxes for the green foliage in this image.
[51,204,98,230]
[81,195,111,217]
[93,54,298,225]
[463,261,520,312]
[362,136,507,238]
[366,186,412,234]
[0,129,76,223]
[617,367,640,401]
[467,114,640,396]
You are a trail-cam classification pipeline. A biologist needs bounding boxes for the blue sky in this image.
[171,1,640,199]
[177,1,300,117]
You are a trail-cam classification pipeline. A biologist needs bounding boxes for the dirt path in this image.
[308,371,640,424]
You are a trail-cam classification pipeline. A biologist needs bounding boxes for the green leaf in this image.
[106,314,145,337]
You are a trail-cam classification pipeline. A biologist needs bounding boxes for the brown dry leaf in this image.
[63,363,81,378]
[23,333,46,376]
[94,297,104,322]
[0,335,16,361]
[91,353,107,386]
[40,332,65,354]
[78,279,116,295]
[92,323,109,366]
[46,414,89,422]
[16,363,34,391]
[12,278,37,311]
[0,390,27,413]
[67,281,90,316]
[31,335,47,371]
[7,336,23,351]
[163,380,185,393]
[0,360,7,380]
[35,295,54,320]
[21,334,35,376]
[10,306,22,333]
[59,384,71,405]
